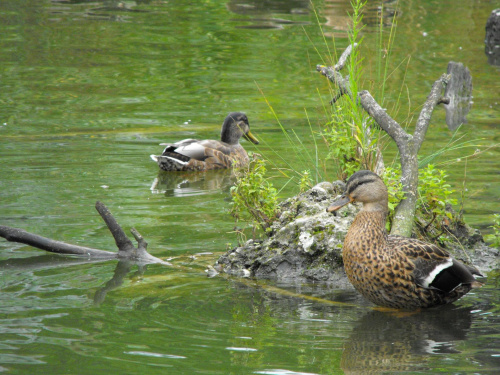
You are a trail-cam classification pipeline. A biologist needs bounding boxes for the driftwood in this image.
[443,62,473,131]
[485,9,500,66]
[317,46,472,237]
[0,201,169,265]
[317,44,355,104]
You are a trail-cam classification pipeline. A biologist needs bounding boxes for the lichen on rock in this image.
[214,181,358,285]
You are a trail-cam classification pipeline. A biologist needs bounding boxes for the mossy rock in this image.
[214,182,499,284]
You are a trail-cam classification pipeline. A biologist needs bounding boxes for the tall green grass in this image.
[231,0,486,240]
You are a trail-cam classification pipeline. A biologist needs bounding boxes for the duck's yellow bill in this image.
[244,131,259,145]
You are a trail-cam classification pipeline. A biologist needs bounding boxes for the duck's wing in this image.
[151,139,238,170]
[164,139,232,161]
[150,139,200,168]
[388,236,483,293]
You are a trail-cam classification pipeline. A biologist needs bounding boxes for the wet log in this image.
[485,9,500,66]
[443,61,473,131]
[0,201,169,265]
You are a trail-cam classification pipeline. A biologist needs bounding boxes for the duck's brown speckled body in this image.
[328,170,483,309]
[151,112,259,171]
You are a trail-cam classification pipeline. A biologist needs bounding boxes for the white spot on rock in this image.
[299,231,314,252]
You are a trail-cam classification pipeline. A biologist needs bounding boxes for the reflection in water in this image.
[225,281,479,374]
[150,169,236,197]
[362,0,400,27]
[50,0,150,22]
[0,255,147,305]
[0,254,109,272]
[94,260,148,304]
[322,0,400,39]
[341,307,474,374]
[227,0,309,15]
[226,0,310,29]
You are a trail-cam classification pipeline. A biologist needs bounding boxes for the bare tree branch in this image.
[318,52,453,237]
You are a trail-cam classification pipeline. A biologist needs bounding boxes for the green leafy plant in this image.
[230,154,279,237]
[299,170,313,192]
[383,164,459,240]
[417,164,457,224]
[381,166,405,231]
[321,0,383,180]
[485,214,500,247]
[323,113,359,179]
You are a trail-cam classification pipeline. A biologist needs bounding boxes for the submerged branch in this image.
[0,226,115,258]
[0,201,170,265]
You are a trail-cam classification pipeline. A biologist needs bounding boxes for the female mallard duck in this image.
[150,112,259,171]
[328,170,483,309]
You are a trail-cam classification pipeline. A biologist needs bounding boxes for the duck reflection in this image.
[224,281,478,373]
[341,306,474,374]
[50,1,151,22]
[150,169,236,197]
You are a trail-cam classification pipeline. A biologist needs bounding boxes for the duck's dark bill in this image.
[327,195,351,212]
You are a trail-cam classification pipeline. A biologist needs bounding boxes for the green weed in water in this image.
[485,214,500,247]
[321,0,383,180]
[230,154,279,238]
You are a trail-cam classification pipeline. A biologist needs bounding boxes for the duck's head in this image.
[327,170,388,213]
[221,112,259,145]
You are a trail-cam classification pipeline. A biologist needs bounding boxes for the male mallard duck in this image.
[328,170,483,309]
[150,112,259,171]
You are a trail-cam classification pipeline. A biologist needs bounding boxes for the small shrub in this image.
[418,164,457,221]
[230,154,279,236]
[323,114,360,180]
[485,214,500,247]
[299,170,313,192]
[381,166,405,231]
[381,164,458,237]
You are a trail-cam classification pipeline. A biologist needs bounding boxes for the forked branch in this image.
[0,201,169,265]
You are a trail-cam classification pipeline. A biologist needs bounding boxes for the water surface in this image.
[0,0,499,373]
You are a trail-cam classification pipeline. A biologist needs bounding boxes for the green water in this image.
[0,0,499,373]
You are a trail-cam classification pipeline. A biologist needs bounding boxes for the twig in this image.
[335,43,357,71]
[316,44,357,103]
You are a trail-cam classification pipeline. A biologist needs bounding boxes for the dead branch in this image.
[317,48,465,237]
[316,44,357,104]
[0,201,170,265]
